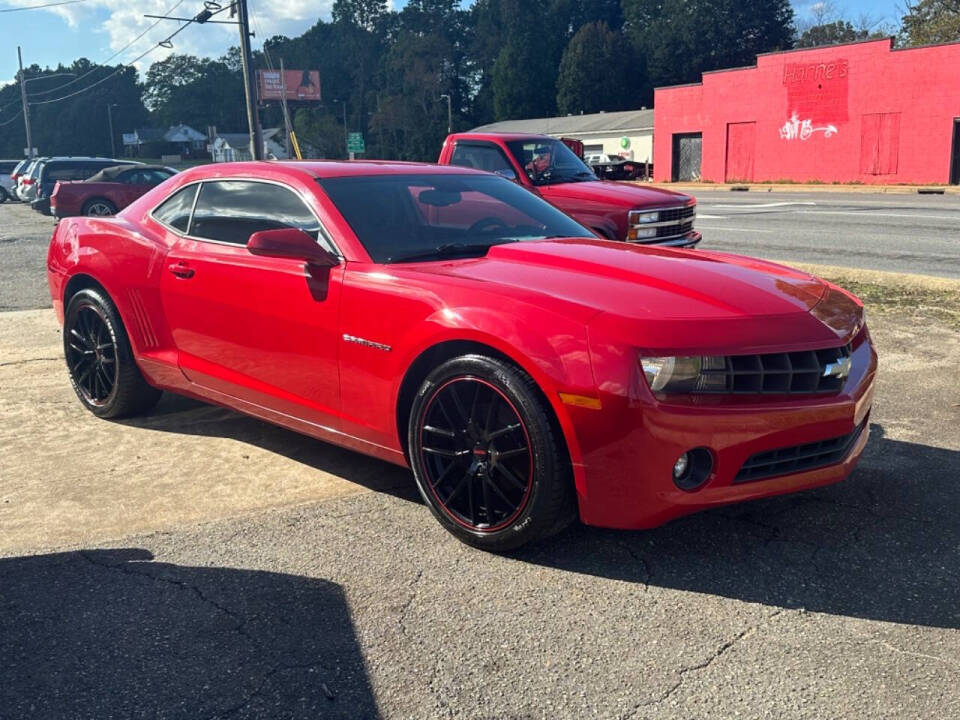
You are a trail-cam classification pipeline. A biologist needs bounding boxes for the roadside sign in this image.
[347,132,365,154]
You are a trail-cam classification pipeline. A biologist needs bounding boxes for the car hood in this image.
[538,180,692,208]
[404,239,861,354]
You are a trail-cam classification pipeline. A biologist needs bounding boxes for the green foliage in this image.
[622,0,795,88]
[556,21,645,115]
[900,0,960,46]
[796,21,871,48]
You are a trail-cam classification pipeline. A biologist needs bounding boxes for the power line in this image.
[0,0,90,12]
[0,108,23,126]
[27,1,237,107]
[28,0,187,97]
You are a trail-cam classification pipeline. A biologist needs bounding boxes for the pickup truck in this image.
[438,132,699,246]
[49,164,175,218]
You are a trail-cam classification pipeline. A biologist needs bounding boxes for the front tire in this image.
[408,355,575,552]
[63,288,161,418]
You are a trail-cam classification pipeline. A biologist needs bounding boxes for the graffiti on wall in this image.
[779,112,838,141]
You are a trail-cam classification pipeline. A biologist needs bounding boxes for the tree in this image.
[556,22,644,114]
[900,0,960,46]
[143,54,245,133]
[796,20,869,48]
[622,0,795,89]
[332,0,389,31]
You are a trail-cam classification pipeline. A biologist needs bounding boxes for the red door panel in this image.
[725,122,756,182]
[860,113,900,175]
[161,237,342,427]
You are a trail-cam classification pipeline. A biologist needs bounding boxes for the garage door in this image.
[860,113,901,175]
[725,122,756,183]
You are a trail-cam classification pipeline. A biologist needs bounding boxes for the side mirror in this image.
[494,168,518,183]
[247,227,339,267]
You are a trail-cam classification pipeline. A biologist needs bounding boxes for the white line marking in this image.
[696,214,727,219]
[696,226,775,233]
[708,201,817,209]
[794,210,960,221]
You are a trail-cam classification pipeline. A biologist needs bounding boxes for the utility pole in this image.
[334,99,349,159]
[107,103,117,158]
[279,57,293,159]
[440,93,452,134]
[17,47,34,158]
[235,0,263,160]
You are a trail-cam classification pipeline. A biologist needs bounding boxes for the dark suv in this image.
[31,157,139,215]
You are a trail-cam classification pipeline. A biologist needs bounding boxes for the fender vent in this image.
[127,289,158,349]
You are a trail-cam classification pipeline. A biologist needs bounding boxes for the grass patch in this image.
[813,271,960,330]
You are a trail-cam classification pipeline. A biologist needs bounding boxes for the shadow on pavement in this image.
[517,424,960,630]
[0,548,380,719]
[122,392,421,504]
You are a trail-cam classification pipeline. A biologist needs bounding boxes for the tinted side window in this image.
[153,185,198,232]
[190,180,322,246]
[450,143,514,174]
[44,162,106,183]
[0,162,16,173]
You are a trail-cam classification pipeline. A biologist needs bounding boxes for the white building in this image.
[210,129,288,162]
[471,108,654,165]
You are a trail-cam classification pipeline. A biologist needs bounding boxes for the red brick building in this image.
[653,38,960,185]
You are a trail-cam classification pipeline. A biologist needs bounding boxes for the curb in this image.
[644,182,960,196]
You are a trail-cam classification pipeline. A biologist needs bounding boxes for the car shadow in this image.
[120,392,422,504]
[0,548,380,719]
[515,423,960,630]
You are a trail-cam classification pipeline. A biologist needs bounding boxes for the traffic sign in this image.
[347,132,365,154]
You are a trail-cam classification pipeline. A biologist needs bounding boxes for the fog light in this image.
[673,453,689,479]
[672,447,714,492]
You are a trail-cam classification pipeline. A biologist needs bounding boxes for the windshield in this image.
[317,173,594,263]
[505,138,597,186]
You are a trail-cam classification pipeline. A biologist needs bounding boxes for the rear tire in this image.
[63,288,161,419]
[408,354,575,552]
[0,187,8,204]
[82,198,117,217]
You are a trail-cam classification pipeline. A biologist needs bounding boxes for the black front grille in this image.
[656,219,695,238]
[658,205,696,223]
[694,345,851,395]
[735,422,866,483]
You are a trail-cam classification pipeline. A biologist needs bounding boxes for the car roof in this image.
[450,132,560,142]
[175,160,489,183]
[87,164,173,182]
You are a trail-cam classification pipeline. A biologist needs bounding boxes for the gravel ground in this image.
[0,201,55,311]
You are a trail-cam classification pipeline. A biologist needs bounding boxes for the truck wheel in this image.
[408,354,576,552]
[83,198,117,216]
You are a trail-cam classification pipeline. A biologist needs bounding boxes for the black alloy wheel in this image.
[63,288,162,418]
[66,303,118,407]
[408,354,575,552]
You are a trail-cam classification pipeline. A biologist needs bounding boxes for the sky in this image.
[0,0,905,86]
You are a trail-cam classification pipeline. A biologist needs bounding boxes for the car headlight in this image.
[628,210,659,225]
[640,356,728,393]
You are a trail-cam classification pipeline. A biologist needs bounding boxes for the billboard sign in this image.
[259,70,321,102]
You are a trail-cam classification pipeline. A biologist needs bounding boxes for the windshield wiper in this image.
[387,240,516,264]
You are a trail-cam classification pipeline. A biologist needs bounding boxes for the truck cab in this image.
[439,132,699,247]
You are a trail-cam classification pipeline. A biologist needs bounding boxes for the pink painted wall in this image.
[653,38,960,184]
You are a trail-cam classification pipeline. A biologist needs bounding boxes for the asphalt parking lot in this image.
[1,197,959,718]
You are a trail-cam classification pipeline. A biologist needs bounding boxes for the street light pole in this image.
[440,93,452,134]
[107,103,117,158]
[235,0,264,160]
[17,47,34,158]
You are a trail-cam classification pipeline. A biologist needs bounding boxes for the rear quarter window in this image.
[152,185,199,233]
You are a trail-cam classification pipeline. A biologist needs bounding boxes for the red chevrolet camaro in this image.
[47,161,876,551]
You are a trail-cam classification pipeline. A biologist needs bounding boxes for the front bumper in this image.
[570,330,877,529]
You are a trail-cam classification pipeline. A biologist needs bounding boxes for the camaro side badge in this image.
[343,334,392,352]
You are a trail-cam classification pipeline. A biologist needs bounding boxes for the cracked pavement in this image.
[1,201,959,718]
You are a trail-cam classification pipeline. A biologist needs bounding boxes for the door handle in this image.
[168,262,195,279]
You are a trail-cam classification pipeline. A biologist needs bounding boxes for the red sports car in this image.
[47,161,876,551]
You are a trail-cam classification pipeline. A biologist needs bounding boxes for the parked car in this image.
[48,160,875,551]
[51,165,176,218]
[439,132,699,247]
[15,157,46,202]
[0,160,19,203]
[31,157,141,215]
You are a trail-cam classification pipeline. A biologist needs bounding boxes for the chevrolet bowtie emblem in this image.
[822,356,852,379]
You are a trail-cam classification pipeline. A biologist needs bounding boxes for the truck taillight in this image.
[22,178,33,185]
